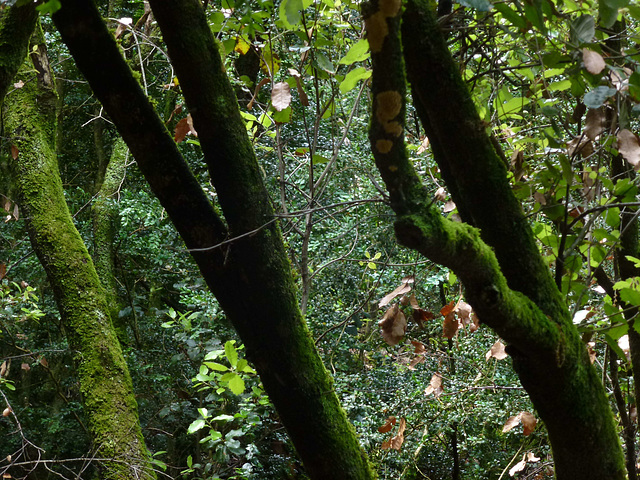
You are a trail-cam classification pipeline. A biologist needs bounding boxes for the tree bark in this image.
[363,0,626,477]
[52,1,376,478]
[5,21,155,480]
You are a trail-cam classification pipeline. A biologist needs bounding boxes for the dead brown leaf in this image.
[412,308,435,329]
[382,417,406,451]
[521,411,537,435]
[379,277,414,308]
[442,313,460,339]
[21,363,30,372]
[408,293,419,309]
[378,305,407,345]
[617,129,640,170]
[434,187,447,201]
[425,373,443,397]
[410,340,426,354]
[0,264,5,281]
[0,360,6,378]
[13,80,24,89]
[582,48,606,74]
[417,136,430,154]
[174,118,190,143]
[502,414,521,433]
[584,108,606,140]
[440,300,456,317]
[486,340,508,361]
[377,416,396,433]
[247,77,270,110]
[271,82,292,112]
[587,341,596,364]
[10,145,18,160]
[509,455,527,477]
[39,357,48,368]
[288,68,309,107]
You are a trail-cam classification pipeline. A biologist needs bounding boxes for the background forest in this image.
[1,0,640,478]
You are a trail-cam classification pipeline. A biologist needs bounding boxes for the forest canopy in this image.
[1,0,640,479]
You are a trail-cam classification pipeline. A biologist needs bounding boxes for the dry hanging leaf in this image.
[502,414,521,433]
[39,357,48,368]
[617,129,640,170]
[21,363,30,372]
[2,407,11,417]
[520,411,537,435]
[412,308,434,329]
[442,312,460,339]
[582,48,606,74]
[10,145,18,160]
[288,68,309,106]
[457,300,472,326]
[486,340,508,361]
[12,204,18,221]
[469,313,480,333]
[509,455,527,477]
[443,200,456,213]
[378,304,407,345]
[408,355,425,370]
[381,417,406,451]
[271,82,292,112]
[186,113,198,137]
[525,452,540,462]
[510,149,525,181]
[377,416,396,433]
[434,187,447,202]
[425,373,443,397]
[584,108,606,140]
[0,360,7,378]
[410,340,426,354]
[13,80,24,89]
[174,118,190,143]
[587,342,597,364]
[417,136,430,154]
[0,264,5,281]
[379,276,414,308]
[408,292,419,309]
[247,77,270,110]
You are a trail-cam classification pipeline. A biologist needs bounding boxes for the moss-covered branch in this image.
[363,0,625,477]
[5,22,155,480]
[53,1,376,478]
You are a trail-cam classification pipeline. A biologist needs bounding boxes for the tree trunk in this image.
[363,0,626,477]
[52,1,376,478]
[5,21,155,480]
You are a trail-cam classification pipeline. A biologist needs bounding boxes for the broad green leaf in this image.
[198,407,208,418]
[228,374,246,394]
[213,414,235,422]
[36,0,61,13]
[316,52,335,74]
[605,333,627,360]
[570,15,595,45]
[188,418,206,434]
[583,86,617,109]
[273,106,292,123]
[312,154,330,164]
[224,340,238,368]
[339,67,371,94]
[599,0,628,28]
[339,39,370,65]
[279,0,303,27]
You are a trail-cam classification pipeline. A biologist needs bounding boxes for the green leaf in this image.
[228,374,246,395]
[338,39,370,65]
[599,0,628,28]
[273,107,292,123]
[367,262,376,270]
[224,341,238,368]
[279,0,303,28]
[213,414,235,422]
[583,87,617,109]
[316,52,335,74]
[494,3,527,29]
[36,0,61,13]
[204,361,229,372]
[312,154,330,164]
[339,67,371,94]
[458,0,492,11]
[188,419,206,434]
[198,407,209,418]
[570,15,595,45]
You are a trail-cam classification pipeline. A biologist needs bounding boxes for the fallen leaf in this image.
[377,416,396,433]
[379,304,407,345]
[425,373,443,397]
[486,340,508,361]
[521,411,537,435]
[271,82,292,112]
[582,48,606,74]
[617,129,640,170]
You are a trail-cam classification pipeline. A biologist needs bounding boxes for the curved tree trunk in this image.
[51,1,376,478]
[5,22,155,480]
[363,0,625,477]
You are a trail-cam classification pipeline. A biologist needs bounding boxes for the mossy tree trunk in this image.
[52,1,376,478]
[363,0,625,478]
[5,22,155,480]
[92,137,128,343]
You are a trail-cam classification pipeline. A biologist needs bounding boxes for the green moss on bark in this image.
[5,25,154,480]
